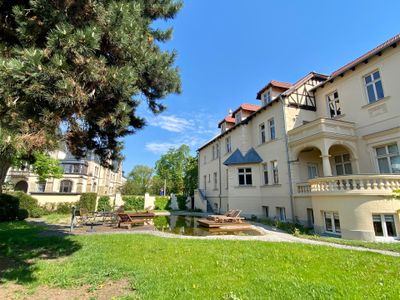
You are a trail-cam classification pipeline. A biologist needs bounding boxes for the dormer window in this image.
[235,112,242,124]
[221,123,226,132]
[262,90,272,105]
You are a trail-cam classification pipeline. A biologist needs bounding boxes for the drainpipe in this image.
[218,142,222,213]
[279,95,295,222]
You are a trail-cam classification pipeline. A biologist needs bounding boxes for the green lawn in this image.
[1,222,400,299]
[40,214,71,225]
[298,234,400,253]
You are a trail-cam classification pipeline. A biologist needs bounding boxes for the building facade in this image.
[196,34,400,241]
[6,145,126,205]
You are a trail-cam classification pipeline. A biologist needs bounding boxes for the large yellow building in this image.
[6,145,126,205]
[196,34,400,241]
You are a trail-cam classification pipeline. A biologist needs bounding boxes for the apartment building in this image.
[6,145,126,205]
[196,34,400,241]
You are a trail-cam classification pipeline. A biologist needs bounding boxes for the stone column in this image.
[321,155,332,177]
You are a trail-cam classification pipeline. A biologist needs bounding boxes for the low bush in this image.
[97,196,112,211]
[155,196,170,210]
[12,191,42,217]
[257,218,311,235]
[17,208,29,221]
[78,193,97,211]
[0,193,19,221]
[122,195,144,211]
[176,195,187,210]
[41,202,76,214]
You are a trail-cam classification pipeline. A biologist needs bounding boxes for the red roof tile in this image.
[256,80,292,99]
[218,116,235,127]
[331,34,400,78]
[232,103,261,116]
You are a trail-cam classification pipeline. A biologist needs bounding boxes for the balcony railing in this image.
[288,118,356,146]
[296,182,311,194]
[306,174,400,195]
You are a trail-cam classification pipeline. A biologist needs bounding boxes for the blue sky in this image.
[122,0,400,174]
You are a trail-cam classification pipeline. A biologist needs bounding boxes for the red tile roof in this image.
[232,103,261,116]
[218,116,235,127]
[330,34,400,79]
[256,80,292,99]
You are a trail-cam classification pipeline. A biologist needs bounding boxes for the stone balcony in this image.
[288,118,356,147]
[296,174,400,196]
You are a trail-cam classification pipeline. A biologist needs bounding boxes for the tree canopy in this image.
[0,0,182,189]
[122,164,153,195]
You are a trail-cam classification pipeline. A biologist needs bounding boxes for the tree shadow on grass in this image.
[0,221,81,285]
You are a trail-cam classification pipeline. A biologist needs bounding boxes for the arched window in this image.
[59,180,73,193]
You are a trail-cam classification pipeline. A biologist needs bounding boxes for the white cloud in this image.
[145,142,180,154]
[148,115,193,133]
[145,111,221,155]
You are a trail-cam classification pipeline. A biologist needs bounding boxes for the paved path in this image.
[29,219,400,257]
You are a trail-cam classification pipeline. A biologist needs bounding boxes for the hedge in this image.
[11,191,42,217]
[41,202,77,214]
[17,208,29,220]
[122,195,144,211]
[155,196,170,210]
[97,196,112,211]
[78,193,97,211]
[0,193,19,221]
[176,195,187,210]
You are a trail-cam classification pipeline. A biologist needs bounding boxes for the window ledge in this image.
[331,114,346,120]
[361,96,390,109]
[234,185,256,189]
[212,189,218,191]
[261,184,282,188]
[258,138,279,148]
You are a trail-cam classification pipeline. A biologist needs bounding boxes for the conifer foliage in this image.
[0,0,182,171]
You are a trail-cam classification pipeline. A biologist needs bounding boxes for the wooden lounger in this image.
[117,213,145,229]
[207,209,236,221]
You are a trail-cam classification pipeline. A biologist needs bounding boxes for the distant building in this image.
[6,145,126,205]
[196,34,400,241]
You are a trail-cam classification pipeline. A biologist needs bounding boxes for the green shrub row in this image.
[122,195,144,211]
[97,196,112,211]
[41,202,77,214]
[155,196,170,210]
[12,191,42,218]
[256,217,312,235]
[78,193,97,211]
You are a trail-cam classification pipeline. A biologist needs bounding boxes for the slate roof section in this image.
[223,148,263,165]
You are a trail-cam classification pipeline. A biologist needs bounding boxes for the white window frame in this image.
[307,163,318,179]
[372,214,398,240]
[213,172,218,190]
[276,207,286,222]
[375,143,400,174]
[262,89,272,106]
[323,211,341,235]
[334,154,353,176]
[268,118,275,140]
[262,163,269,185]
[60,180,73,193]
[364,70,384,103]
[37,181,46,193]
[235,112,242,124]
[225,137,232,153]
[259,123,266,144]
[326,90,341,118]
[238,168,252,186]
[271,160,279,184]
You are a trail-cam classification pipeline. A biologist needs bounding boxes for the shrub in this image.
[0,193,19,221]
[176,195,187,210]
[17,208,29,221]
[97,196,112,211]
[155,196,170,210]
[11,191,42,217]
[257,218,311,235]
[55,202,76,214]
[78,193,97,211]
[122,195,144,211]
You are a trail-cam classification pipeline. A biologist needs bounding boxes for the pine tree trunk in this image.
[0,159,12,194]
